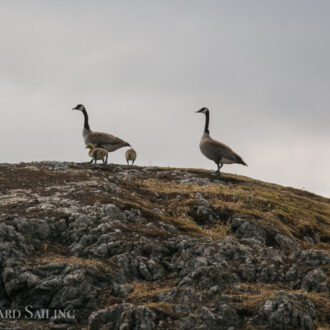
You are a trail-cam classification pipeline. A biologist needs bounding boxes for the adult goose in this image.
[72,104,130,152]
[196,107,247,175]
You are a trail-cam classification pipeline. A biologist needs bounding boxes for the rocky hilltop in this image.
[0,162,329,329]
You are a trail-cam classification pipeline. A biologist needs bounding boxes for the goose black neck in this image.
[204,111,210,133]
[82,109,90,130]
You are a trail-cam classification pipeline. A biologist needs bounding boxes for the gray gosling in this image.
[72,104,131,152]
[125,148,137,165]
[196,107,247,176]
[86,143,108,165]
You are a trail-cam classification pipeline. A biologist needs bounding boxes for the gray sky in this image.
[1,1,329,197]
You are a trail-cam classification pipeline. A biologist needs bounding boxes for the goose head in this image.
[85,143,94,150]
[196,107,209,115]
[72,104,85,111]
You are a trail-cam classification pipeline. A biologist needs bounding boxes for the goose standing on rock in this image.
[72,104,131,152]
[196,107,247,176]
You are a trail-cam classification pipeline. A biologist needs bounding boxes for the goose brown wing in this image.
[206,137,247,165]
[89,131,130,146]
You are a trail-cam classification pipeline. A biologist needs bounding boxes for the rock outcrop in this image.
[0,162,329,329]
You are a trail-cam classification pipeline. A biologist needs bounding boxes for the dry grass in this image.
[134,174,330,249]
[203,222,231,239]
[127,281,173,304]
[225,282,278,312]
[36,255,107,270]
[144,301,175,316]
[224,283,330,329]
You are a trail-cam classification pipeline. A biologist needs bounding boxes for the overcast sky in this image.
[1,1,329,197]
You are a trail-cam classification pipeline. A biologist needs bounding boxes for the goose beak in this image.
[196,109,202,113]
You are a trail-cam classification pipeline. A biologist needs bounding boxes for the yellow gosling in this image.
[86,143,108,164]
[125,148,137,165]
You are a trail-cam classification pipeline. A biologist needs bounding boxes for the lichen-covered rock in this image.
[275,233,298,252]
[112,283,133,298]
[113,254,167,281]
[0,162,329,329]
[230,218,266,244]
[297,249,330,267]
[89,303,156,330]
[0,224,35,263]
[240,263,256,282]
[1,261,112,310]
[102,204,127,221]
[252,291,316,330]
[177,303,239,330]
[301,268,328,292]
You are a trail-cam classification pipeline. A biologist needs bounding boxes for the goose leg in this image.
[218,163,223,176]
[215,162,223,176]
[214,162,220,175]
[90,159,93,164]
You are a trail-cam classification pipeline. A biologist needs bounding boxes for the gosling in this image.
[125,148,137,165]
[86,143,108,165]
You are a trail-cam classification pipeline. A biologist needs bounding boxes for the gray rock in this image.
[179,304,239,330]
[195,192,209,207]
[301,268,328,292]
[161,223,177,234]
[275,234,298,252]
[175,303,191,315]
[88,303,156,330]
[72,216,93,231]
[298,249,330,266]
[230,218,266,244]
[112,254,166,281]
[240,263,256,282]
[3,268,40,297]
[0,224,34,261]
[252,291,316,330]
[189,265,238,290]
[0,162,328,329]
[285,266,298,281]
[102,204,127,221]
[208,285,220,297]
[112,283,133,298]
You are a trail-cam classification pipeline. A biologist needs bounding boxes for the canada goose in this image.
[86,143,108,164]
[125,148,137,165]
[196,107,247,175]
[72,104,131,152]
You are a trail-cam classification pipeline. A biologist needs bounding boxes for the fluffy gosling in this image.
[86,143,108,164]
[125,148,137,165]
